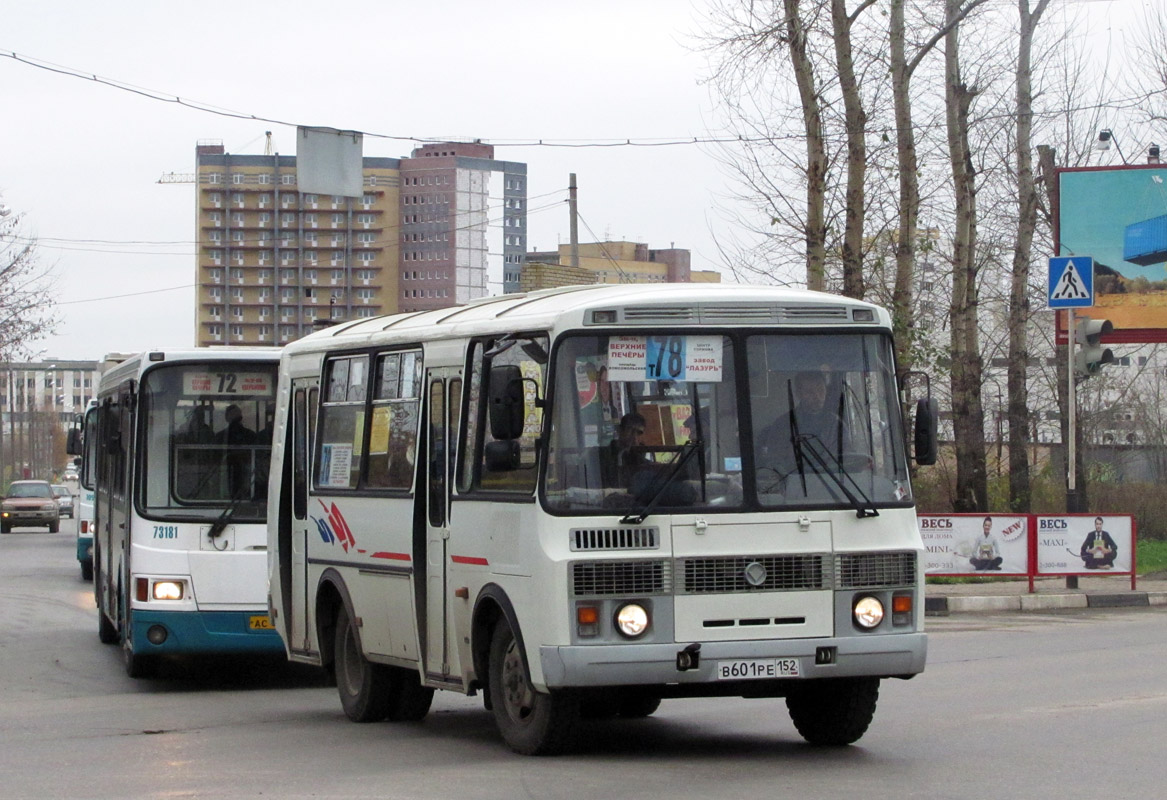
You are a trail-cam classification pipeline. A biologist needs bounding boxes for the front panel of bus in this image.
[125,359,283,655]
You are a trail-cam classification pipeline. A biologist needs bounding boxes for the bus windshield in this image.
[138,362,277,520]
[544,331,911,515]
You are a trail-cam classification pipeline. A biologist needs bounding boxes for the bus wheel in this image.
[81,559,94,581]
[785,677,879,746]
[617,690,662,719]
[334,605,391,722]
[386,667,434,722]
[488,620,579,755]
[97,609,118,644]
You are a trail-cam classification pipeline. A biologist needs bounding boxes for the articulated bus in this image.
[267,283,937,754]
[86,349,284,677]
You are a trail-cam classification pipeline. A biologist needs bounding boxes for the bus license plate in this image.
[249,615,274,630]
[716,658,800,680]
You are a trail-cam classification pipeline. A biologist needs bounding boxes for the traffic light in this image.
[1074,317,1115,377]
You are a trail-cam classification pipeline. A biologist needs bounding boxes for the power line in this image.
[56,284,196,306]
[0,49,758,149]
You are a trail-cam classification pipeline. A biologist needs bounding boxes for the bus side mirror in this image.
[488,365,525,441]
[914,397,939,466]
[67,429,82,455]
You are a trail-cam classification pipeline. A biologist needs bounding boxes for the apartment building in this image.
[523,241,721,290]
[194,140,526,346]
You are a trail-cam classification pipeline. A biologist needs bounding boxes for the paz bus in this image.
[85,348,283,677]
[266,283,937,754]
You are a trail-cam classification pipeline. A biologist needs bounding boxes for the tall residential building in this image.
[194,140,526,346]
[523,241,721,290]
[1,359,101,482]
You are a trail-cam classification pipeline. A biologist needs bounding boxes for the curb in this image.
[925,592,1165,616]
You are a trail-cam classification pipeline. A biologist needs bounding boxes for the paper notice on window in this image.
[321,444,354,488]
[606,335,723,382]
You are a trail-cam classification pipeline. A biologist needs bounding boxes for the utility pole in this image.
[568,173,579,269]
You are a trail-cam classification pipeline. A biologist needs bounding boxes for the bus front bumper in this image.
[539,633,926,689]
[130,609,285,655]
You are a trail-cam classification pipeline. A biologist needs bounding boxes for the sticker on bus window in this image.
[320,444,354,488]
[183,371,273,396]
[606,335,723,382]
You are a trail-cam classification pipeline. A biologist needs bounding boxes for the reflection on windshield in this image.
[749,333,909,509]
[544,332,911,515]
[139,363,277,520]
[545,334,743,514]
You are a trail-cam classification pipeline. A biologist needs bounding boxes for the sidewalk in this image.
[924,573,1167,615]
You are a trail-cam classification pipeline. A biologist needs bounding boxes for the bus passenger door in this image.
[288,381,318,655]
[422,368,461,682]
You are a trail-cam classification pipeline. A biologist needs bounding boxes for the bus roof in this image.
[285,283,890,355]
[97,347,282,392]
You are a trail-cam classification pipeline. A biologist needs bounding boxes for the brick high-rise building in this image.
[193,140,526,346]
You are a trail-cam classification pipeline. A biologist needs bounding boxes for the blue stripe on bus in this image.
[129,610,285,655]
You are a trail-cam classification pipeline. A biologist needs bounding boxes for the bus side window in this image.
[293,388,307,520]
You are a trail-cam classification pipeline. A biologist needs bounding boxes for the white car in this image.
[51,485,75,519]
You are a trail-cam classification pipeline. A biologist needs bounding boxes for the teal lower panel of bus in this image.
[75,535,92,564]
[130,609,284,655]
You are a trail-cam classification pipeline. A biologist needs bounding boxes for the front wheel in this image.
[488,620,579,755]
[334,604,391,722]
[786,677,879,746]
[80,560,94,581]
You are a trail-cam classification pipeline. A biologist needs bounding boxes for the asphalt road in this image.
[2,520,1165,799]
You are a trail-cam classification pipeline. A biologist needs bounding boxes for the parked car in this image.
[51,485,75,519]
[1,480,61,533]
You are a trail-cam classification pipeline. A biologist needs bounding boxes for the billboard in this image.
[1057,164,1167,343]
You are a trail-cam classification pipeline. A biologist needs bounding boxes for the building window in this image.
[356,288,374,302]
[232,174,244,185]
[259,174,271,185]
[281,174,294,185]
[209,306,222,318]
[209,324,223,338]
[332,269,344,284]
[209,173,223,185]
[230,324,244,339]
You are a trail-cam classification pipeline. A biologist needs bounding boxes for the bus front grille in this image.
[571,559,670,596]
[678,554,828,594]
[835,551,917,588]
[570,526,659,551]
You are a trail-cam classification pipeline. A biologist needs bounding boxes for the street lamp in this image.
[1095,129,1127,164]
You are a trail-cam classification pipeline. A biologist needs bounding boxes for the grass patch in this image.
[1137,539,1167,574]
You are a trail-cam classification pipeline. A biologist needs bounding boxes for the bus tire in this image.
[334,605,391,722]
[617,690,662,719]
[488,620,579,755]
[785,677,879,746]
[1,522,10,534]
[124,644,156,679]
[81,559,94,581]
[98,609,119,644]
[386,667,434,722]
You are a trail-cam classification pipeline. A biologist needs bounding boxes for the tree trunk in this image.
[1007,0,1050,512]
[945,0,988,512]
[831,0,873,300]
[783,0,828,291]
[888,0,918,377]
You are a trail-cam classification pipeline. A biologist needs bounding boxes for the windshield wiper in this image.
[796,435,879,519]
[620,440,701,525]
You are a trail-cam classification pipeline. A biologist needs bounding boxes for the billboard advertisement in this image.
[1035,514,1134,575]
[1057,164,1167,343]
[918,514,1028,575]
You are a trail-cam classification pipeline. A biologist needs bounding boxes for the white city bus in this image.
[267,284,936,754]
[87,348,284,677]
[73,400,99,580]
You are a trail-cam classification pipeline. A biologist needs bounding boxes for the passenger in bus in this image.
[219,405,257,499]
[599,412,651,488]
[181,406,215,444]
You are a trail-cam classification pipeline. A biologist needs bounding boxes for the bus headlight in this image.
[615,603,649,638]
[853,596,884,629]
[153,581,184,601]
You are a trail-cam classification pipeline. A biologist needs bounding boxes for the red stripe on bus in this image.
[371,552,411,561]
[451,555,489,566]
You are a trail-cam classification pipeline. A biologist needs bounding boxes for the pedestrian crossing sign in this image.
[1048,256,1094,308]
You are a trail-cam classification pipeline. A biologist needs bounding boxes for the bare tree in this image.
[0,205,57,358]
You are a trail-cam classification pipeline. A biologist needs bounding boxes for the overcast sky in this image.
[1,1,1151,363]
[2,0,732,361]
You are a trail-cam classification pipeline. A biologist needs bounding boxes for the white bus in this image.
[71,400,99,580]
[267,284,937,754]
[87,349,284,677]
